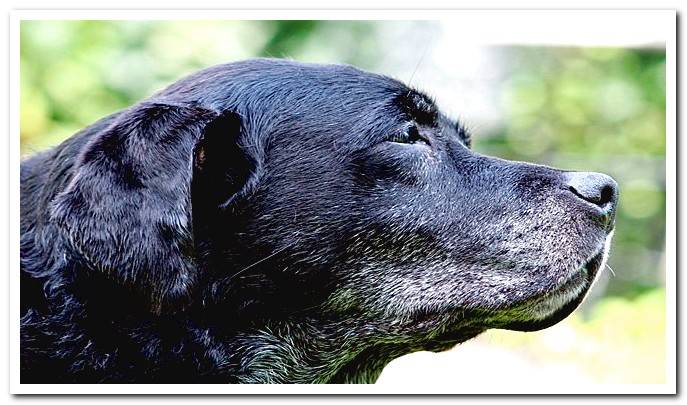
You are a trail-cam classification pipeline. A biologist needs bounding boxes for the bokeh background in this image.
[20,21,666,385]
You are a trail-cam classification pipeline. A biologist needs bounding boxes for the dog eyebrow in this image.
[454,120,472,147]
[395,90,439,127]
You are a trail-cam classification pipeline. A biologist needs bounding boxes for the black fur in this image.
[20,58,618,383]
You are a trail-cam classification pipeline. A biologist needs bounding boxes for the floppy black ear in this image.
[49,102,244,313]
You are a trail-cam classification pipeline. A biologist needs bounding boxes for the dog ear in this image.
[49,102,246,314]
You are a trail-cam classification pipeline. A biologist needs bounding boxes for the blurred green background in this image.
[20,21,666,385]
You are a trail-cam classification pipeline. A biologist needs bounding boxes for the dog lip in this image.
[428,250,606,344]
[553,251,603,295]
[497,249,606,332]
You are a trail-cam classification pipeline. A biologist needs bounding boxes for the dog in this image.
[20,58,618,384]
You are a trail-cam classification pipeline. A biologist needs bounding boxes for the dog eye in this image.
[388,125,430,146]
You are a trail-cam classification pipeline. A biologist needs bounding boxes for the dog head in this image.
[50,59,617,346]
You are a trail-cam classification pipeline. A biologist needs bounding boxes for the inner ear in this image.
[192,111,256,208]
[191,111,262,288]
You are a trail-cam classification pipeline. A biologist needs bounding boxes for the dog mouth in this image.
[418,250,605,353]
[498,243,610,332]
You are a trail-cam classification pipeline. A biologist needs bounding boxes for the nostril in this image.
[569,184,615,207]
[599,184,615,206]
[564,171,619,210]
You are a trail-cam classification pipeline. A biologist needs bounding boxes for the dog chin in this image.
[498,233,613,332]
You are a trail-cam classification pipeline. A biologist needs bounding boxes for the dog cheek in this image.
[348,147,429,188]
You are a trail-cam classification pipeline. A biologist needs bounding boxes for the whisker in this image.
[605,263,616,277]
[407,29,435,87]
[228,239,298,282]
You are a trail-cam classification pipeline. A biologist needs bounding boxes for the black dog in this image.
[20,58,618,383]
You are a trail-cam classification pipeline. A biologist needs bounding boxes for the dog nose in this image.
[564,171,619,228]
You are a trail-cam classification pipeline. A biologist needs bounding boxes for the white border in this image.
[8,9,676,395]
[12,9,674,46]
[9,9,21,397]
[663,6,677,395]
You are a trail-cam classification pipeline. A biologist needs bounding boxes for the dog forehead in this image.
[159,59,411,110]
[155,59,441,146]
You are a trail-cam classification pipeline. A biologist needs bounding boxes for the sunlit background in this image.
[20,20,666,385]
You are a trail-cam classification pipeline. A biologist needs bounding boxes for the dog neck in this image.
[224,318,400,383]
[221,314,483,384]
